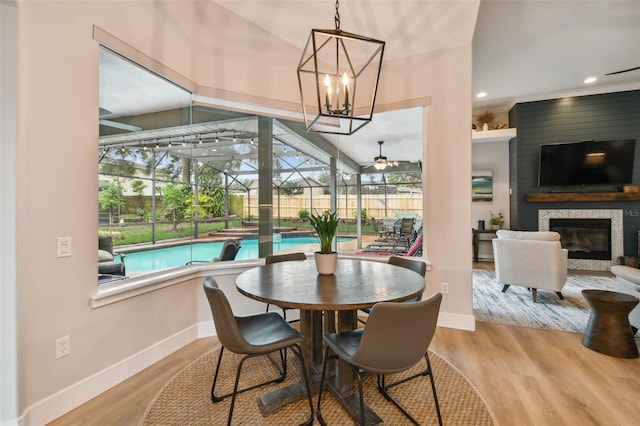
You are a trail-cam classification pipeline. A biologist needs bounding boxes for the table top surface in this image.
[582,289,640,304]
[236,258,425,311]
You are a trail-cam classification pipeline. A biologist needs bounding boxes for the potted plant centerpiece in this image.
[309,210,339,275]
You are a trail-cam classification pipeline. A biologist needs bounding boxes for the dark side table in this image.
[472,229,498,262]
[582,289,639,359]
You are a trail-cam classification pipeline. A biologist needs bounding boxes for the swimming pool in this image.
[124,236,354,272]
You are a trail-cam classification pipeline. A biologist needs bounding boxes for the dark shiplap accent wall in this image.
[510,90,640,255]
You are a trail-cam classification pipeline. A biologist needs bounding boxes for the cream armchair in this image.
[492,230,568,302]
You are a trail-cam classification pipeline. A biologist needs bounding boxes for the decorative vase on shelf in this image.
[314,252,338,275]
[482,123,489,131]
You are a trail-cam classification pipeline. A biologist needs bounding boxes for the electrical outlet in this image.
[441,282,449,294]
[56,335,71,359]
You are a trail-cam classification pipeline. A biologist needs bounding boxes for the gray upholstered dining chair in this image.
[264,252,307,322]
[317,293,443,426]
[203,276,314,426]
[358,256,426,325]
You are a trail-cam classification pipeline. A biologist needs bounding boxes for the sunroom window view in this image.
[98,48,424,283]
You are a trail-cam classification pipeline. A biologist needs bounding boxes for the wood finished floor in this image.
[50,262,640,426]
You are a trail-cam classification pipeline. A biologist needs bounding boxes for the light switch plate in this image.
[57,236,72,257]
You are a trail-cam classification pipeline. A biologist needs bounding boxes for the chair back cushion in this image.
[352,293,442,373]
[496,230,560,241]
[98,249,114,262]
[98,236,114,254]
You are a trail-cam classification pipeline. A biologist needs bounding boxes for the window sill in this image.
[90,254,432,308]
[91,259,261,308]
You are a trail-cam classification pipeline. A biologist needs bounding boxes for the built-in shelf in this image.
[472,128,517,143]
[525,192,640,202]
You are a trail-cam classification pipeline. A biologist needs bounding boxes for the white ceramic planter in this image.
[314,252,338,275]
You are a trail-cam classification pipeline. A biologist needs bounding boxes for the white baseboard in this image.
[437,312,476,331]
[22,324,203,426]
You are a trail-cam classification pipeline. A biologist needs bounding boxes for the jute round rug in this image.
[141,346,494,425]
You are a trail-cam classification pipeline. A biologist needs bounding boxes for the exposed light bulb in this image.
[584,76,597,84]
[476,91,487,98]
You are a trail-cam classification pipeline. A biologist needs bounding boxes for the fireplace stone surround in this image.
[539,209,623,271]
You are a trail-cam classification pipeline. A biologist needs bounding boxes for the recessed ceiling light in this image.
[584,77,597,84]
[476,92,487,98]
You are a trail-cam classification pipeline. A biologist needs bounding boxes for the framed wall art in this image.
[472,169,493,202]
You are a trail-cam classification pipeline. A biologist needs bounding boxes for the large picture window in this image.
[98,47,424,283]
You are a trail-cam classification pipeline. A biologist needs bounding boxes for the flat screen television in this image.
[538,139,636,187]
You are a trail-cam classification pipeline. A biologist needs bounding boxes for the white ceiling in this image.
[100,0,640,169]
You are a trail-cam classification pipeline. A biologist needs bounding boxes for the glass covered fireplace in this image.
[549,218,611,260]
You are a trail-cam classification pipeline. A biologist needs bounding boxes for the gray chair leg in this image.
[211,347,286,403]
[376,353,443,426]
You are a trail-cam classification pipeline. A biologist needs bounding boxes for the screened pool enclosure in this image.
[98,47,423,278]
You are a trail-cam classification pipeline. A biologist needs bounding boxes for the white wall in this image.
[4,1,477,423]
[472,140,510,259]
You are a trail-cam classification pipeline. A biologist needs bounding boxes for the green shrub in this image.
[298,208,310,219]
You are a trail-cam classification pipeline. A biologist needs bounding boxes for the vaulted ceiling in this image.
[100,0,640,171]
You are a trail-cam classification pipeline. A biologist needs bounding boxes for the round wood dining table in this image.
[236,257,426,424]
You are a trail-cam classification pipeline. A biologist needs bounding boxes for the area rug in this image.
[141,347,494,425]
[473,270,618,333]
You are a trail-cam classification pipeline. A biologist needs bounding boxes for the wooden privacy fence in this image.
[245,194,423,220]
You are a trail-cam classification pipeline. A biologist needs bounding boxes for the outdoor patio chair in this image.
[186,238,241,264]
[371,217,393,241]
[98,235,126,276]
[317,293,443,426]
[203,276,314,426]
[393,217,416,251]
[213,239,241,262]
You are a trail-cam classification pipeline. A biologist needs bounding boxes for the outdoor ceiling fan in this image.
[372,140,403,171]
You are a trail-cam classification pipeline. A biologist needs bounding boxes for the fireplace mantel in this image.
[526,192,640,202]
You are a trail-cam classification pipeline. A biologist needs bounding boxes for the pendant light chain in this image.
[334,0,341,30]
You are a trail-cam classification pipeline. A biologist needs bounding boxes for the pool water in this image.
[124,237,354,272]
